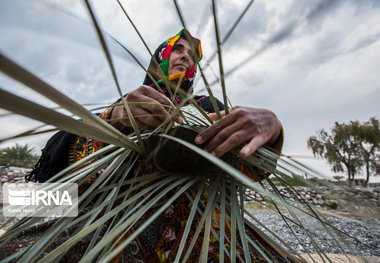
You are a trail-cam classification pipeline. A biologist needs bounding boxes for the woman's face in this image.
[167,38,195,75]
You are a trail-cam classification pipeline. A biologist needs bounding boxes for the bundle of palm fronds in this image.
[1,64,378,262]
[0,0,379,262]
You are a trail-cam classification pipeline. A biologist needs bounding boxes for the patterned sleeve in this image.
[68,107,113,166]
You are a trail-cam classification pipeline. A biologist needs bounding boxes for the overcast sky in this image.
[1,0,379,181]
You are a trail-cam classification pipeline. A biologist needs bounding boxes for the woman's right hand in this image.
[110,85,183,130]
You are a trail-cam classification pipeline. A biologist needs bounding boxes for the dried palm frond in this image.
[0,1,379,263]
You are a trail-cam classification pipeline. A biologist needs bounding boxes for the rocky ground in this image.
[244,184,380,259]
[0,166,29,208]
[245,207,380,256]
[244,185,380,210]
[0,166,29,184]
[1,166,380,261]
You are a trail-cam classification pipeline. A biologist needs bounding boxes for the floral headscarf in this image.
[143,29,202,102]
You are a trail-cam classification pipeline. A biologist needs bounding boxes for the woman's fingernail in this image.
[241,147,250,156]
[210,151,216,157]
[176,117,183,124]
[195,136,202,144]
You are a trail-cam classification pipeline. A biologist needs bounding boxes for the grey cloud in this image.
[207,0,344,85]
[292,31,345,69]
[259,0,342,51]
[0,0,140,64]
[1,0,379,174]
[193,4,212,38]
[348,32,380,54]
[349,0,380,11]
[293,0,380,36]
[284,0,341,34]
[287,1,380,69]
[0,0,95,49]
[198,1,270,81]
[216,1,270,50]
[0,0,149,105]
[65,61,86,84]
[227,5,270,55]
[303,0,341,23]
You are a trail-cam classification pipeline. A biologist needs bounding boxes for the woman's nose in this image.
[181,52,190,61]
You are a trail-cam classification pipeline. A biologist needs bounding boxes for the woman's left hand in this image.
[194,107,282,158]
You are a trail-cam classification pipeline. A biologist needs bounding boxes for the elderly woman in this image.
[110,30,282,159]
[24,29,287,262]
[101,29,284,262]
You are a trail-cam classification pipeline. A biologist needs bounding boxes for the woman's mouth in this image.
[174,64,187,71]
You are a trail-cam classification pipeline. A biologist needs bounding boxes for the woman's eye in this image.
[189,53,195,61]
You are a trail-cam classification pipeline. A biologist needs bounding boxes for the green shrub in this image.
[328,201,338,209]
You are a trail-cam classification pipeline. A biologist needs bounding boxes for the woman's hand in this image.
[110,85,183,130]
[195,107,282,158]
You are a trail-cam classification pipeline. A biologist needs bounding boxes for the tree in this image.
[357,117,380,186]
[0,143,39,168]
[307,121,363,186]
[308,118,380,186]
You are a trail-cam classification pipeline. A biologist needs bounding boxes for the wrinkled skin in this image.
[111,95,282,157]
[110,38,282,157]
[195,107,282,158]
[110,85,182,130]
[111,38,194,130]
[168,38,194,74]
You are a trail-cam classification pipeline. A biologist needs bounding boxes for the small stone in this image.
[312,198,318,205]
[339,200,347,206]
[305,194,311,200]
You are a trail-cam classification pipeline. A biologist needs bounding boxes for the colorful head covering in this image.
[143,29,202,101]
